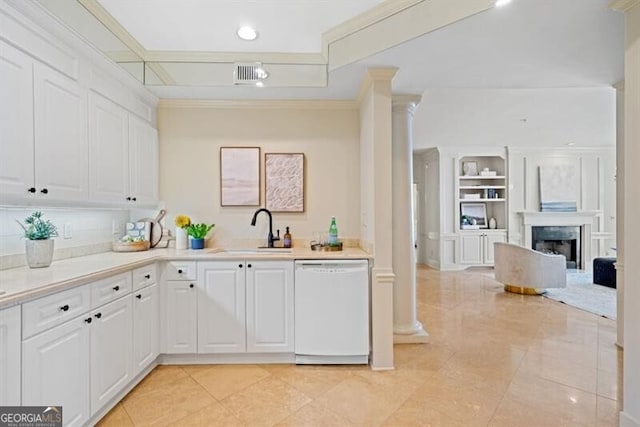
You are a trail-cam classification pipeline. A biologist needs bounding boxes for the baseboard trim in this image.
[620,411,640,427]
[159,352,296,365]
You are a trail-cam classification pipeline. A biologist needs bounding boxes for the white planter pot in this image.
[175,227,188,250]
[25,239,54,268]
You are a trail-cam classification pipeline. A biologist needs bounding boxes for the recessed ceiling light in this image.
[237,26,257,41]
[495,0,512,6]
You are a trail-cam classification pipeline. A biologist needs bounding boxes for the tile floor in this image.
[98,266,622,426]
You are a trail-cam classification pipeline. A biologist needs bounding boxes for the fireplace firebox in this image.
[531,226,581,269]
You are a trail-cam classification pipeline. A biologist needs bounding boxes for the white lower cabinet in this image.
[196,260,294,354]
[459,231,506,266]
[90,295,132,415]
[164,280,197,353]
[22,314,92,427]
[197,261,246,353]
[0,305,21,405]
[132,284,159,376]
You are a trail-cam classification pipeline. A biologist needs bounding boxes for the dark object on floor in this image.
[593,257,617,288]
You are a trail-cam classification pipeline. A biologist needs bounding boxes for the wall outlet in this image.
[63,223,72,239]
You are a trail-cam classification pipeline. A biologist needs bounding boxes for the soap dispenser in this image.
[283,227,292,248]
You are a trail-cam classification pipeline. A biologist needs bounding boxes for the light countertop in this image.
[0,247,372,309]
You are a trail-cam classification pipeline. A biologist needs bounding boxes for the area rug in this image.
[543,271,617,319]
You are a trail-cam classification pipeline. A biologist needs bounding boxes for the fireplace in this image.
[532,226,581,269]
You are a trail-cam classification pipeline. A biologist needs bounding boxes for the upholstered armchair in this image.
[494,242,567,294]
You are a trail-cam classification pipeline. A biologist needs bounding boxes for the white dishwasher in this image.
[294,259,369,364]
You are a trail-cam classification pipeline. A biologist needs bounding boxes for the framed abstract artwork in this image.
[265,153,305,212]
[220,147,260,206]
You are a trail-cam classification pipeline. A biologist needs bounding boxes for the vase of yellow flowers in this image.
[174,215,190,250]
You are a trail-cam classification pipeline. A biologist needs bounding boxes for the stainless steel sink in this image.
[211,248,293,255]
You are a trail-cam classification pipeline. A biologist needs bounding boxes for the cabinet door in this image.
[484,232,507,265]
[33,62,88,201]
[132,284,159,376]
[22,315,91,427]
[459,234,483,264]
[0,306,21,405]
[164,280,197,353]
[197,261,246,354]
[90,295,132,415]
[0,41,34,197]
[129,115,159,205]
[88,92,129,203]
[246,261,294,353]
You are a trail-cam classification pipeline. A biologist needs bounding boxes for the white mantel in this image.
[518,211,600,270]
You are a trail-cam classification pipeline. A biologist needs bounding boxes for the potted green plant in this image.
[16,211,58,268]
[185,223,214,249]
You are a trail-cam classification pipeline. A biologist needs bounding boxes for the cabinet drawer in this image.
[165,261,196,281]
[132,263,157,292]
[91,272,132,309]
[23,285,91,339]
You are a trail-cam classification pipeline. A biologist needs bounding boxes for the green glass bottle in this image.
[328,216,338,246]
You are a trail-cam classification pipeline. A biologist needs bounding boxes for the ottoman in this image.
[593,257,617,288]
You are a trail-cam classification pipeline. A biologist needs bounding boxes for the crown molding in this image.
[158,99,359,110]
[322,0,423,49]
[143,51,326,65]
[609,0,640,11]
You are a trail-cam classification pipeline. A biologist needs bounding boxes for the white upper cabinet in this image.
[0,41,34,197]
[128,114,159,205]
[89,93,159,206]
[33,62,88,201]
[88,92,129,203]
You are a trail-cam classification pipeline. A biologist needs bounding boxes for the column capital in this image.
[392,94,422,116]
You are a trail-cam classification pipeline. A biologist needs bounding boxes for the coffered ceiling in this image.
[35,0,624,100]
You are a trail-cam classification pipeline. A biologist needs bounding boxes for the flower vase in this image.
[26,239,54,268]
[175,227,188,250]
[191,238,205,250]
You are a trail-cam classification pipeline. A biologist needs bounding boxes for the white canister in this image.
[175,227,188,250]
[489,217,497,229]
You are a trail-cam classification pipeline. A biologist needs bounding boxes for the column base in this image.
[393,321,429,344]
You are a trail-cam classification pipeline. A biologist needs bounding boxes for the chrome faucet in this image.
[250,208,280,248]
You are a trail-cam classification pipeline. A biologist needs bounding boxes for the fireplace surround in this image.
[532,226,581,269]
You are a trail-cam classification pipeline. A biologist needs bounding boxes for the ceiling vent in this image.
[233,62,269,85]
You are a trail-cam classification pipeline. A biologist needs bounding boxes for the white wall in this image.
[0,207,129,269]
[157,102,360,247]
[413,88,616,149]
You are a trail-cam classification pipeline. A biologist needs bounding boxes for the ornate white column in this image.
[392,94,428,343]
[610,2,640,426]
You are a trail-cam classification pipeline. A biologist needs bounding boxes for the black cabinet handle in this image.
[40,188,48,194]
[113,285,120,291]
[136,294,142,299]
[59,304,69,312]
[95,313,102,319]
[144,274,151,279]
[247,264,252,268]
[189,283,194,288]
[238,264,243,268]
[85,317,92,324]
[132,197,137,201]
[126,196,131,201]
[178,269,183,274]
[27,187,36,193]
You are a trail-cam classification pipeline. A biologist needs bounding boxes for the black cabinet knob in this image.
[178,269,183,274]
[132,197,137,201]
[189,283,194,288]
[126,196,131,201]
[238,264,243,268]
[144,274,151,279]
[113,285,120,291]
[85,317,92,324]
[247,264,252,268]
[95,313,102,319]
[59,304,69,312]
[136,294,142,299]
[40,188,48,194]
[27,187,36,193]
